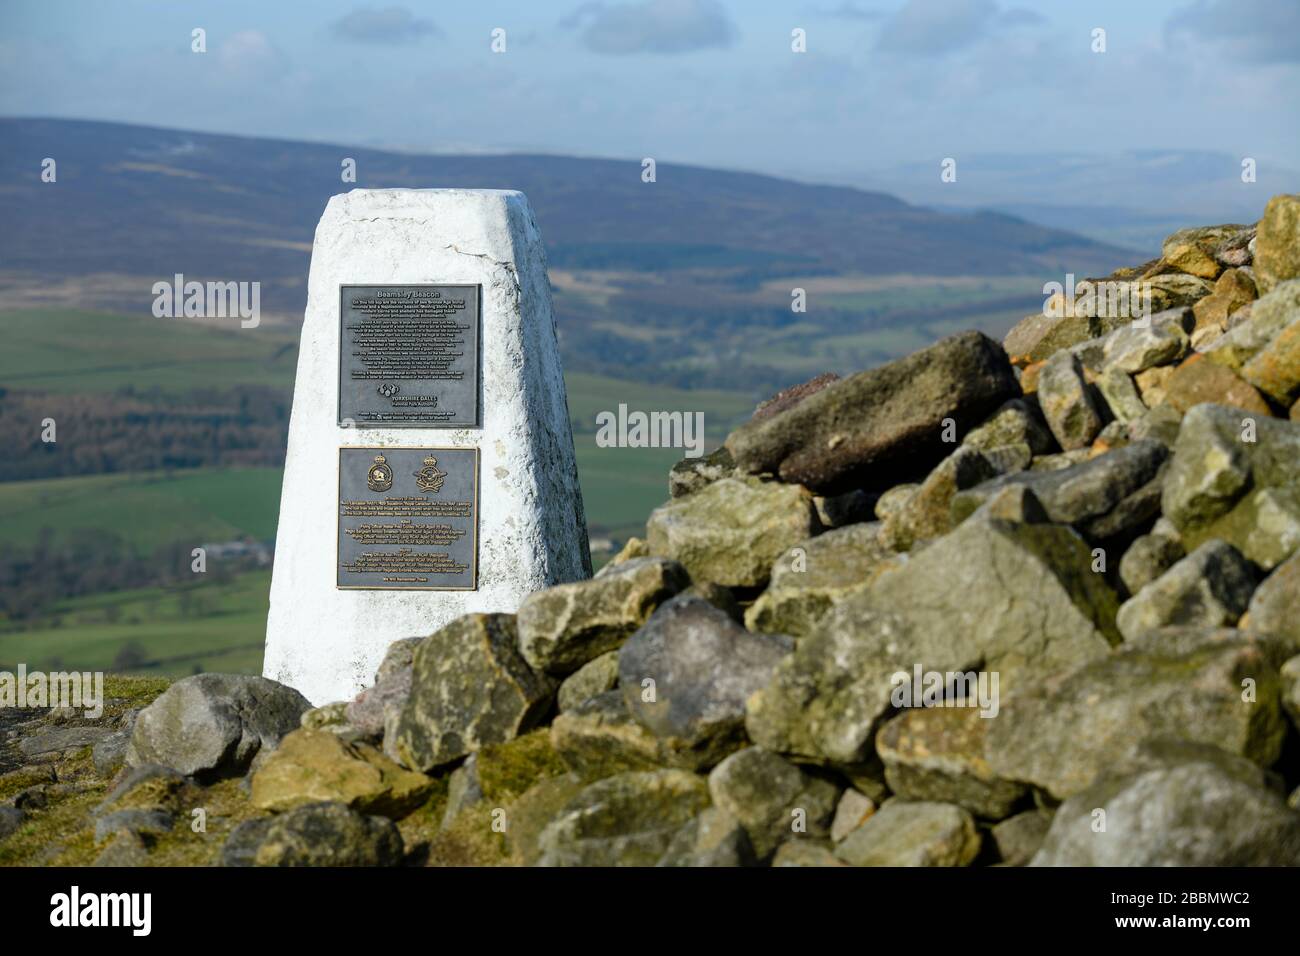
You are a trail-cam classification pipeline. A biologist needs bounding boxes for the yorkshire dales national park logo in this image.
[366,453,393,492]
[413,454,448,494]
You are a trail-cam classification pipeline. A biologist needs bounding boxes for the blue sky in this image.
[2,0,1297,189]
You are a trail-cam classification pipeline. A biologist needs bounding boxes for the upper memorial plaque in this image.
[339,284,480,427]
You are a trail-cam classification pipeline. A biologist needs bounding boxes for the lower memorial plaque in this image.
[337,446,479,590]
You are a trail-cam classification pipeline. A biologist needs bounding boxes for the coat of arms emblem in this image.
[366,453,393,492]
[413,453,448,494]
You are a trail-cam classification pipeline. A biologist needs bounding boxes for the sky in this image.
[1,0,1297,190]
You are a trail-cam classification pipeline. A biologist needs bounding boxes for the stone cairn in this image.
[5,195,1300,867]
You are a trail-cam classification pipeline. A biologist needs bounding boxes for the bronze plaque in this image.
[337,446,479,590]
[338,284,480,427]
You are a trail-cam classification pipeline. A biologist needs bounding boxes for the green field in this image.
[0,571,270,677]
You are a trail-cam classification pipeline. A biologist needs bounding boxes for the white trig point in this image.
[264,189,591,704]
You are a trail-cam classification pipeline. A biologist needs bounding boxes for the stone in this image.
[725,330,1019,492]
[706,747,840,860]
[346,639,419,742]
[966,484,1051,524]
[1094,367,1148,424]
[249,728,433,818]
[961,398,1055,457]
[93,807,172,843]
[1203,279,1300,370]
[504,773,586,866]
[439,754,483,829]
[620,597,793,770]
[744,523,898,637]
[1142,273,1216,311]
[830,789,877,843]
[92,831,150,867]
[987,634,1287,799]
[1283,657,1300,728]
[264,189,591,705]
[873,483,919,521]
[1030,745,1300,865]
[876,708,1026,820]
[752,372,841,421]
[300,702,352,733]
[1162,403,1300,568]
[1127,402,1184,446]
[387,614,555,772]
[516,557,689,676]
[1254,193,1300,294]
[126,674,310,780]
[1119,518,1186,594]
[812,488,876,528]
[1036,350,1105,450]
[645,477,819,588]
[834,799,980,867]
[668,446,735,498]
[1134,364,1175,406]
[879,447,997,550]
[1192,268,1256,336]
[91,731,131,777]
[1244,551,1300,650]
[1161,224,1248,279]
[990,809,1053,866]
[1163,355,1272,416]
[557,650,620,712]
[1116,540,1257,640]
[597,537,649,574]
[536,769,711,867]
[771,840,847,866]
[96,763,193,817]
[951,439,1168,530]
[1241,316,1300,406]
[221,801,404,867]
[549,691,675,778]
[1102,311,1192,372]
[656,807,756,867]
[679,581,743,622]
[17,725,114,758]
[0,805,25,841]
[746,518,1117,767]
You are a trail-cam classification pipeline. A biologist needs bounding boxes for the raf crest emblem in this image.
[413,454,448,494]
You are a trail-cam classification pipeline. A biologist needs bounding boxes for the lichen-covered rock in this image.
[1192,268,1256,337]
[504,773,587,866]
[346,638,420,741]
[536,769,711,866]
[830,789,877,843]
[961,397,1055,459]
[645,477,819,588]
[874,483,919,521]
[557,650,620,712]
[951,439,1167,531]
[1119,518,1186,594]
[771,839,847,866]
[1095,367,1148,424]
[879,447,997,550]
[388,614,555,772]
[596,537,649,575]
[249,728,433,818]
[1203,278,1300,370]
[126,674,311,779]
[725,330,1019,492]
[987,633,1287,799]
[221,801,404,867]
[620,597,793,770]
[1161,224,1249,279]
[1162,403,1300,568]
[1244,551,1300,651]
[549,691,675,778]
[656,806,755,867]
[747,518,1117,767]
[1163,355,1273,416]
[1036,350,1105,451]
[991,808,1053,866]
[706,747,840,860]
[1102,310,1192,372]
[744,523,898,636]
[1241,316,1300,406]
[1030,744,1300,865]
[876,708,1025,820]
[1254,193,1300,294]
[834,799,980,867]
[668,445,736,498]
[1116,540,1257,640]
[516,557,689,676]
